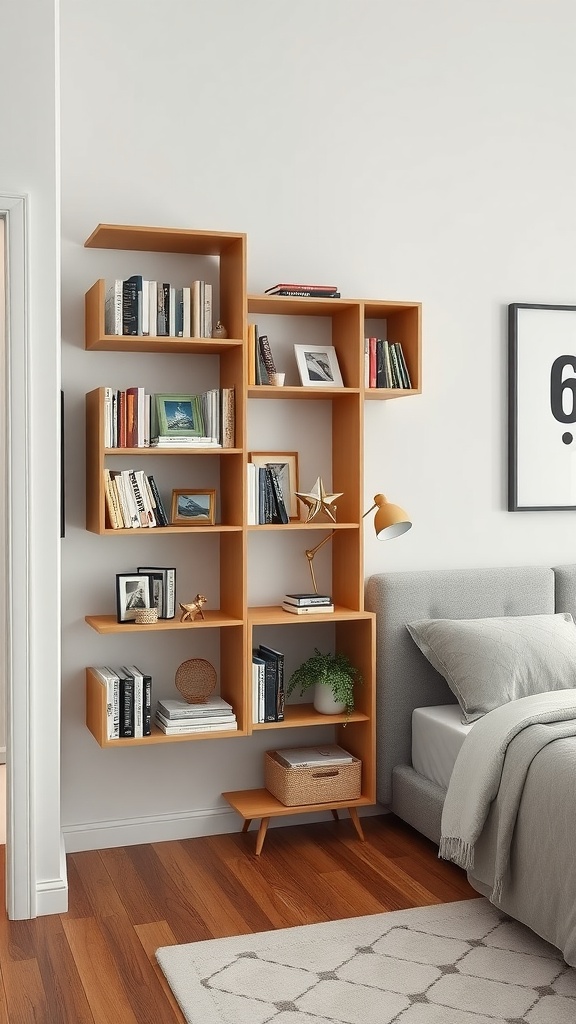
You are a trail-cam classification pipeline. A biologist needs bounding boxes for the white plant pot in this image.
[313,681,346,715]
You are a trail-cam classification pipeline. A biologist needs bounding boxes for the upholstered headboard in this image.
[365,565,556,810]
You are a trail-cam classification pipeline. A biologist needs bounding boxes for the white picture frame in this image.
[294,344,344,388]
[509,302,576,510]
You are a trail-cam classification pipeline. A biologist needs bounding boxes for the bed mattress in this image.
[411,704,474,790]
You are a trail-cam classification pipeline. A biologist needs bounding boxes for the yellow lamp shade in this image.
[371,493,412,540]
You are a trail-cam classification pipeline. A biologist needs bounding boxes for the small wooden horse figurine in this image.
[179,594,207,622]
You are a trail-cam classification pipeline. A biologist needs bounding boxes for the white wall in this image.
[1,1,64,912]
[60,0,576,848]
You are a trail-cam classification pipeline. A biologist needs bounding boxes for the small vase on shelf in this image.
[313,683,346,716]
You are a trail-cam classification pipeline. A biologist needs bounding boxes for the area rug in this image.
[156,898,576,1024]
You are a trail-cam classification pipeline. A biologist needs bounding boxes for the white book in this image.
[168,284,176,336]
[135,470,156,527]
[119,470,141,527]
[92,667,120,739]
[182,286,191,338]
[157,696,233,719]
[103,387,113,448]
[156,711,236,729]
[143,394,151,447]
[104,279,123,335]
[142,280,150,335]
[110,471,132,528]
[191,280,201,337]
[247,463,256,525]
[155,716,238,734]
[204,282,212,338]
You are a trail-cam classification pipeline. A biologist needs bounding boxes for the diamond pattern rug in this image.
[156,898,576,1024]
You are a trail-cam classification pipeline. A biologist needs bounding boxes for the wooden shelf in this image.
[91,525,243,536]
[364,388,421,400]
[247,385,360,400]
[86,610,243,634]
[85,223,245,256]
[247,521,358,532]
[251,702,369,729]
[104,447,242,456]
[249,606,375,625]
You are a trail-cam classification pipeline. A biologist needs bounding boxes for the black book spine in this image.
[118,671,134,737]
[376,339,386,388]
[269,289,340,298]
[276,656,285,721]
[122,279,139,335]
[267,467,289,524]
[258,334,276,382]
[142,674,152,736]
[147,474,169,526]
[259,655,277,722]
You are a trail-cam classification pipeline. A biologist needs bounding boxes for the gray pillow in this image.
[406,612,576,723]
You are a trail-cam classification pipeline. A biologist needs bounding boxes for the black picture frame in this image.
[509,302,576,511]
[115,573,154,623]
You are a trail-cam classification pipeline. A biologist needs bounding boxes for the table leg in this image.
[242,819,252,833]
[331,809,339,821]
[348,807,365,842]
[255,817,270,856]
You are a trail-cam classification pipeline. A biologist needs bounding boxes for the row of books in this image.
[247,325,278,385]
[104,468,169,529]
[282,592,334,615]
[105,277,214,338]
[102,387,235,448]
[365,338,412,389]
[155,695,237,735]
[264,282,341,298]
[252,644,284,723]
[246,462,289,525]
[93,665,152,739]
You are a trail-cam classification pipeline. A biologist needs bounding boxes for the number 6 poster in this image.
[509,303,576,510]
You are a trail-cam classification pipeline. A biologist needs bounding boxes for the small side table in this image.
[222,787,368,855]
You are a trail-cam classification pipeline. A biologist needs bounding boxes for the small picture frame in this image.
[249,451,299,520]
[171,489,216,525]
[116,573,154,623]
[294,344,344,387]
[155,394,201,437]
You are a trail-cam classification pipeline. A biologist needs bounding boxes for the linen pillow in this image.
[406,612,576,723]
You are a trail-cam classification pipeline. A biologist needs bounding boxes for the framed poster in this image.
[509,302,576,510]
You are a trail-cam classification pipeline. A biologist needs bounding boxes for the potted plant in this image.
[286,648,362,718]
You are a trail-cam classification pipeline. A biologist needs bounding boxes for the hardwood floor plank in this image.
[1,958,49,1024]
[134,922,186,1024]
[98,845,172,926]
[62,917,140,1024]
[32,916,94,1024]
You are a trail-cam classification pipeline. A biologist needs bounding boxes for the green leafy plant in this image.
[286,648,362,718]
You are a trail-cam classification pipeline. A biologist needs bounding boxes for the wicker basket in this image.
[264,750,361,807]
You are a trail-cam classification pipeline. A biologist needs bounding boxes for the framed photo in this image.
[249,451,299,520]
[171,489,216,525]
[509,302,576,510]
[155,394,201,437]
[294,344,343,387]
[116,573,153,623]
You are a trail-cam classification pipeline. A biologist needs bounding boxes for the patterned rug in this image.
[156,898,576,1024]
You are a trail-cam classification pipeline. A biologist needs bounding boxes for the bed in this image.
[365,563,576,965]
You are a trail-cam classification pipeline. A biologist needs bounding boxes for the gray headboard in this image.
[365,565,556,808]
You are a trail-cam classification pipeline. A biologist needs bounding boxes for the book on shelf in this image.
[146,474,169,526]
[258,644,285,722]
[150,436,221,447]
[92,667,121,740]
[113,666,135,737]
[154,717,238,735]
[258,334,276,383]
[282,602,334,615]
[266,289,341,298]
[265,282,338,294]
[266,467,289,524]
[106,277,214,339]
[252,652,266,724]
[122,275,142,335]
[155,711,236,729]
[284,593,333,606]
[157,696,234,719]
[104,280,123,336]
[274,744,354,768]
[365,339,411,389]
[137,566,176,618]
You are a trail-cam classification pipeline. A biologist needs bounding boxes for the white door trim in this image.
[2,192,36,918]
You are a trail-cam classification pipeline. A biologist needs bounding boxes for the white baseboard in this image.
[35,835,68,916]
[63,802,386,854]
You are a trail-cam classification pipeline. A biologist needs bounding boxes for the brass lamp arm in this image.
[305,531,335,593]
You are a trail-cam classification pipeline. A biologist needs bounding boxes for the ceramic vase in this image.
[313,682,346,715]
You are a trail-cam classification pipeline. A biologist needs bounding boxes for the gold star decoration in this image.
[295,477,343,523]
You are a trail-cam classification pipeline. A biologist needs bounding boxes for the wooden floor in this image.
[0,814,476,1024]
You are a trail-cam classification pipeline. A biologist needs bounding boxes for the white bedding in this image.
[411,704,473,789]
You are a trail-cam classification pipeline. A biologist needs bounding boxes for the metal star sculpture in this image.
[295,477,343,523]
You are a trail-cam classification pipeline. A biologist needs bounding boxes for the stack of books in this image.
[252,644,284,723]
[155,695,237,734]
[264,282,341,298]
[103,468,169,529]
[92,665,152,740]
[105,277,213,338]
[282,593,334,615]
[246,462,289,524]
[365,338,412,389]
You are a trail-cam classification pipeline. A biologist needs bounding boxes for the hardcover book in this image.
[157,696,233,719]
[284,593,332,605]
[282,603,334,615]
